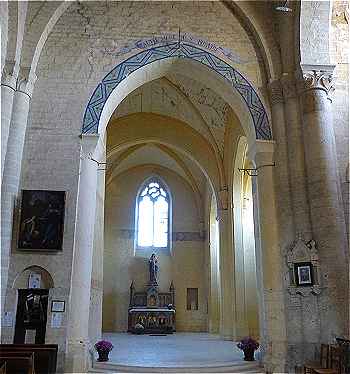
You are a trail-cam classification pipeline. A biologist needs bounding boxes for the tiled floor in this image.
[99,332,255,368]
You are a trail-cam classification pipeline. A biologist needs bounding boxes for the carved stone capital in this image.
[267,80,284,105]
[1,60,17,89]
[16,66,37,97]
[280,73,297,100]
[300,64,336,97]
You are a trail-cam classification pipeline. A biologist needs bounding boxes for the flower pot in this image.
[243,348,255,361]
[97,350,110,362]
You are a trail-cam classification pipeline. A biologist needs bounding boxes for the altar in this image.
[128,307,175,334]
[127,254,176,334]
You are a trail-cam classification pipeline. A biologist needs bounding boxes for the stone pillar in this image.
[280,73,313,238]
[217,188,235,340]
[208,194,220,334]
[267,80,295,241]
[232,167,249,339]
[1,61,16,179]
[249,141,287,373]
[1,68,36,315]
[89,138,106,345]
[268,79,306,369]
[65,134,100,373]
[300,65,349,340]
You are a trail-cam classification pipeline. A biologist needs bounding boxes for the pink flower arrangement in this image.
[237,337,259,351]
[95,340,114,353]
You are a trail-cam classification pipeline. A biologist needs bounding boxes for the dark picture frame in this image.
[18,190,66,251]
[294,262,313,286]
[51,300,65,313]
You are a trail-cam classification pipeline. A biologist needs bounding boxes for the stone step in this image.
[90,361,264,373]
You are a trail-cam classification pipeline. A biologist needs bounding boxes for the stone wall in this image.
[0,1,8,72]
[330,1,349,238]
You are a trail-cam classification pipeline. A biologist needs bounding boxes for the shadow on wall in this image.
[129,256,149,286]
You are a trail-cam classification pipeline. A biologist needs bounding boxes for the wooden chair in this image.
[336,338,350,373]
[0,352,35,374]
[304,344,330,374]
[312,345,344,374]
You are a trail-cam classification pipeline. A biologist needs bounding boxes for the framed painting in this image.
[18,190,66,251]
[294,262,313,286]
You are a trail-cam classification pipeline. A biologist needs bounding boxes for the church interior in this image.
[0,1,349,373]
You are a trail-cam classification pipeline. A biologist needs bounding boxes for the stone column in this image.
[217,188,235,340]
[65,134,100,373]
[89,138,106,345]
[1,68,36,315]
[249,141,287,373]
[300,65,348,340]
[267,80,295,241]
[1,61,17,179]
[268,79,307,369]
[280,73,313,239]
[232,169,249,339]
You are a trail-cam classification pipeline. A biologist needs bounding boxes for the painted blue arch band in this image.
[82,42,272,140]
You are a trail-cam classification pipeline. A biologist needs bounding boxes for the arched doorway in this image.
[12,266,54,345]
[67,47,286,372]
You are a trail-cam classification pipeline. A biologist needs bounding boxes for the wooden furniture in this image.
[128,281,176,334]
[0,352,35,374]
[0,362,6,374]
[336,338,350,373]
[304,344,330,374]
[0,344,57,374]
[312,345,344,374]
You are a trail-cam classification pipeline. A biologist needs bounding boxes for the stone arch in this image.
[12,265,54,289]
[28,1,72,81]
[82,43,272,141]
[222,1,281,81]
[107,112,223,199]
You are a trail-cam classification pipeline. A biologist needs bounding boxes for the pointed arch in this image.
[82,42,272,140]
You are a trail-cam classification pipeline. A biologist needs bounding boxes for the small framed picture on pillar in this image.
[294,262,313,286]
[51,300,65,313]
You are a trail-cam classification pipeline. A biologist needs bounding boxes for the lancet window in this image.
[136,179,170,248]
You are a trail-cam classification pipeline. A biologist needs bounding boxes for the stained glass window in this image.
[137,179,169,248]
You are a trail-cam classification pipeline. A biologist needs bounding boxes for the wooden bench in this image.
[0,352,35,374]
[0,362,6,374]
[0,345,57,374]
